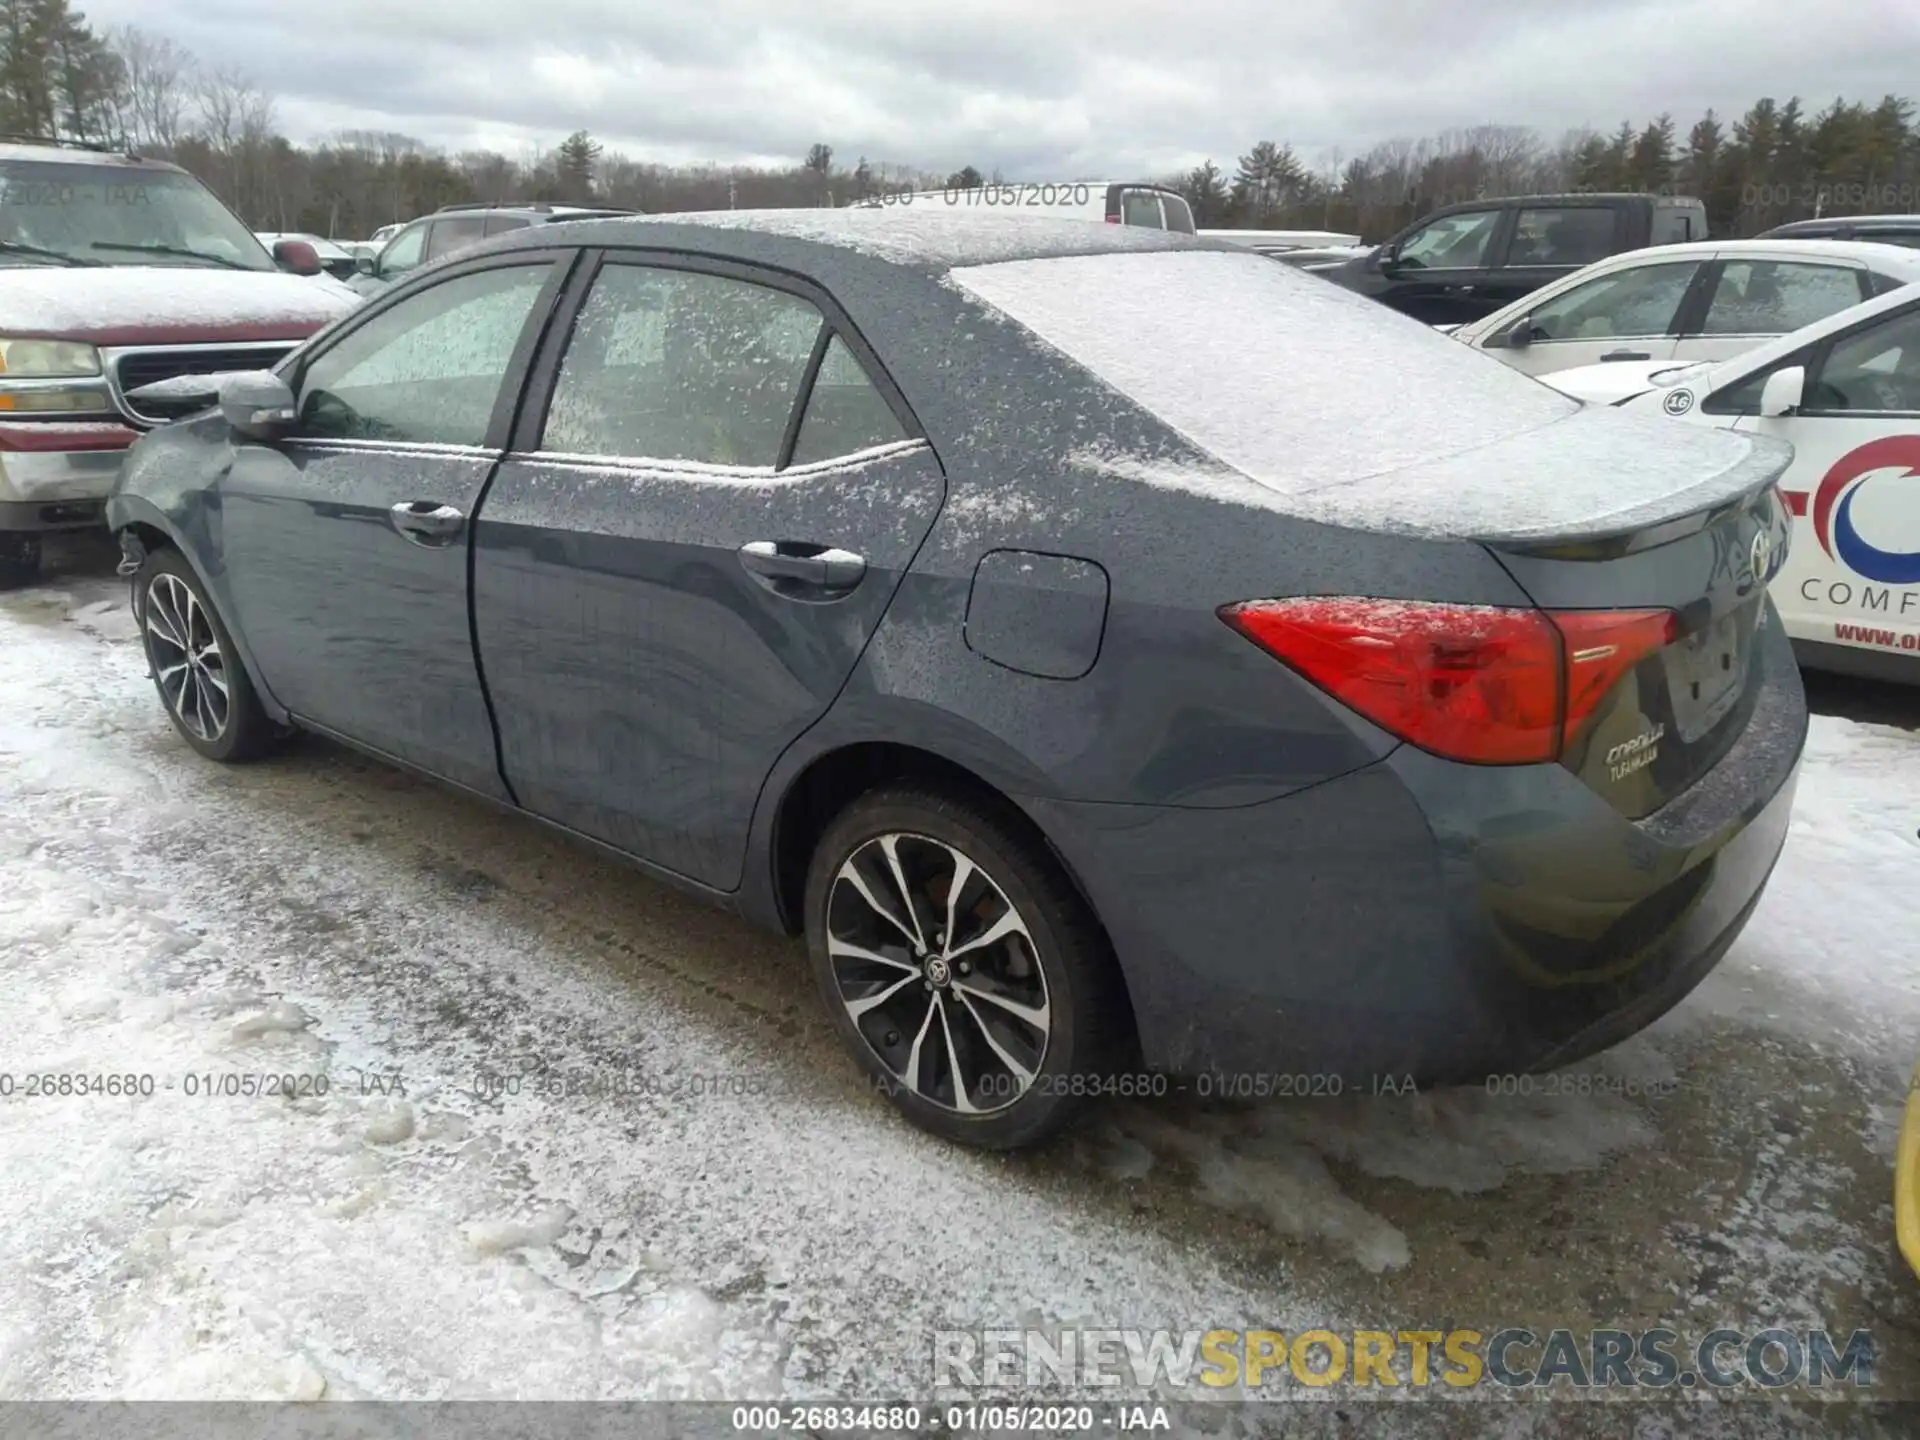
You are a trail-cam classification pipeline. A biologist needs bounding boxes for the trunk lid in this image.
[1490,475,1793,818]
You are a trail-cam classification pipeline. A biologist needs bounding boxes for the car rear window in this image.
[950,249,1575,495]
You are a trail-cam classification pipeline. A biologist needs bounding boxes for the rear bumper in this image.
[0,423,137,528]
[1028,622,1808,1084]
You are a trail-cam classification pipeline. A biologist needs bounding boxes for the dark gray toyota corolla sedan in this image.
[106,209,1807,1149]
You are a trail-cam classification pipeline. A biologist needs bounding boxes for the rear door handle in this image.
[738,540,866,594]
[1601,349,1652,362]
[390,500,466,544]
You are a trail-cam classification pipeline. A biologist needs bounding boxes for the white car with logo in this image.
[1545,282,1920,679]
[1451,239,1920,376]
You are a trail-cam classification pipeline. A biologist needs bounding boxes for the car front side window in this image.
[1395,210,1499,270]
[1523,261,1700,342]
[541,264,822,467]
[296,264,551,446]
[1805,307,1920,414]
[1700,261,1866,337]
[378,220,428,277]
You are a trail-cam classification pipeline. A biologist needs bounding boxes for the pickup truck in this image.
[0,138,359,586]
[1298,192,1709,326]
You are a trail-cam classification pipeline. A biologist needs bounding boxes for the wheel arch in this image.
[756,737,1140,1055]
[112,496,291,725]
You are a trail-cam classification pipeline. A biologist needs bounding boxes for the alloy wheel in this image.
[826,832,1051,1114]
[144,572,229,742]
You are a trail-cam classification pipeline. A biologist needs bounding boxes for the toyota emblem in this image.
[1750,529,1773,580]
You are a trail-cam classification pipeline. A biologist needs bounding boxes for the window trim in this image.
[510,247,929,468]
[281,247,579,453]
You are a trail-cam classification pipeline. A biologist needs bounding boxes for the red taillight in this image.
[1554,607,1678,741]
[1220,598,1675,766]
[1104,214,1120,223]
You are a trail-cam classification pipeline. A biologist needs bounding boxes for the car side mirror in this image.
[272,238,323,277]
[1758,365,1806,417]
[355,253,375,276]
[218,372,299,441]
[1502,318,1535,349]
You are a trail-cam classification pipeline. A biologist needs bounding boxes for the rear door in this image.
[1476,203,1623,317]
[219,251,571,794]
[1678,256,1873,365]
[1719,298,1920,664]
[471,251,946,888]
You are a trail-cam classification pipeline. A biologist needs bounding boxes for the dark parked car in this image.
[347,201,636,295]
[1305,192,1709,325]
[1758,214,1920,249]
[108,212,1806,1149]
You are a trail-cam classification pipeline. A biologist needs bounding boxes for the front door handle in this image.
[1601,349,1652,362]
[390,500,466,544]
[738,540,866,594]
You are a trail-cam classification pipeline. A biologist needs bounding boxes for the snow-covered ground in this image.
[1,544,1916,1416]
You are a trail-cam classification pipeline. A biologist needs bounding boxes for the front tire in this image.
[804,784,1125,1149]
[135,548,279,762]
[0,531,40,589]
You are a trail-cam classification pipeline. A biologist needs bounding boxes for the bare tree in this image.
[107,25,193,150]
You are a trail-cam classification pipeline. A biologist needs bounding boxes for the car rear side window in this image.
[427,215,489,261]
[297,264,551,446]
[484,215,533,237]
[1524,261,1701,341]
[789,336,908,466]
[541,263,822,467]
[1700,260,1865,336]
[1503,207,1617,267]
[1159,194,1196,234]
[1121,191,1165,228]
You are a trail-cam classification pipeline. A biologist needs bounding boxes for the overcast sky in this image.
[84,0,1920,175]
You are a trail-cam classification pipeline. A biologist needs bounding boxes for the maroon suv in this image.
[0,139,359,585]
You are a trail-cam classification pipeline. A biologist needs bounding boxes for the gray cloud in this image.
[82,0,1920,174]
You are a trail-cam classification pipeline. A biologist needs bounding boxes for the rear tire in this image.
[134,548,280,763]
[804,784,1125,1150]
[0,532,40,589]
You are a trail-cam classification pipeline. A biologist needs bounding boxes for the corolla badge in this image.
[1606,723,1665,782]
[1810,434,1920,585]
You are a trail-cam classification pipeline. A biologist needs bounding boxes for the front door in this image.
[1487,257,1699,375]
[218,254,567,795]
[1729,301,1920,662]
[1378,206,1504,324]
[473,254,946,888]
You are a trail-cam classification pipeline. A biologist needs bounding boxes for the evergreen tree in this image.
[554,129,600,202]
